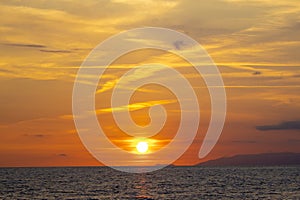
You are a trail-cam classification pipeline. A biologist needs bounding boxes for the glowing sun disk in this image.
[136,141,148,153]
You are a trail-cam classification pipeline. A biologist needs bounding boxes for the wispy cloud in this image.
[96,79,119,94]
[40,49,72,53]
[256,120,300,131]
[23,134,45,138]
[96,99,177,114]
[1,43,46,48]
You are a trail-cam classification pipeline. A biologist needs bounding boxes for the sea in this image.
[0,166,299,199]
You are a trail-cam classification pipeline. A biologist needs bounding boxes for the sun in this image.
[136,141,148,154]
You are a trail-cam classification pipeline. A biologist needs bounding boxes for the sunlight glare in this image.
[136,141,148,154]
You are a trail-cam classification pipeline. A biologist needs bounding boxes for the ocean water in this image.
[0,166,299,199]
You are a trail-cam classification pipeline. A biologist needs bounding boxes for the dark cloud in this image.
[173,40,186,50]
[58,153,67,157]
[23,134,45,138]
[1,43,46,48]
[40,49,72,53]
[1,43,72,54]
[252,71,262,75]
[33,134,45,138]
[71,48,92,51]
[256,120,300,131]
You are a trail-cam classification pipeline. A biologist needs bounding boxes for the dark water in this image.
[0,166,299,199]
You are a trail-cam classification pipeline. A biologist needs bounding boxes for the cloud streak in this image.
[23,134,45,138]
[96,99,177,114]
[256,120,300,131]
[1,43,46,48]
[40,49,72,53]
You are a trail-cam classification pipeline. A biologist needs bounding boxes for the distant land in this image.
[197,152,300,167]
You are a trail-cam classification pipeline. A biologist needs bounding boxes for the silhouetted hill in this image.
[197,152,300,167]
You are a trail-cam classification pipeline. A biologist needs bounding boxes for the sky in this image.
[0,0,300,167]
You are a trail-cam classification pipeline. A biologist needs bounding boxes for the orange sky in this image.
[0,0,300,167]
